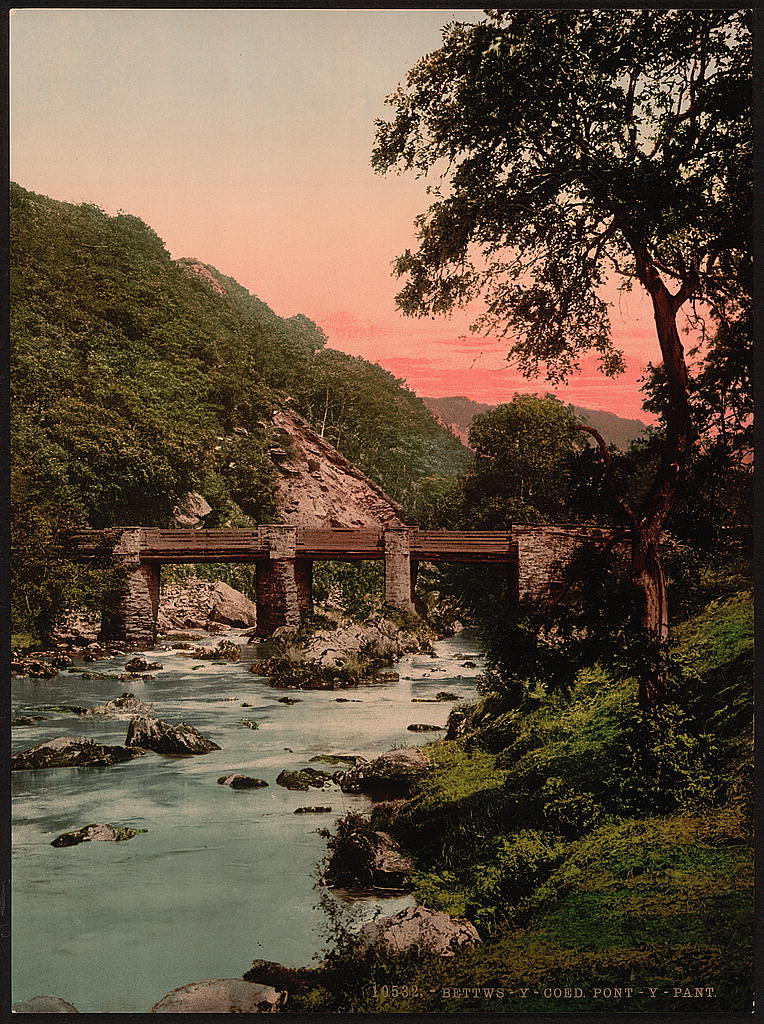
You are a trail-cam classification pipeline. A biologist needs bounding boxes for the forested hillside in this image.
[424,395,648,451]
[10,183,467,643]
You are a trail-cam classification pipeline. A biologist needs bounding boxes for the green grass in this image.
[289,590,754,1014]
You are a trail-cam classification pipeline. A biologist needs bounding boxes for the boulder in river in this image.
[337,747,430,797]
[359,906,481,956]
[217,774,268,789]
[208,581,257,628]
[11,736,145,771]
[11,995,80,1012]
[240,719,259,730]
[51,823,148,847]
[125,716,220,756]
[83,693,154,718]
[407,723,444,732]
[309,753,366,767]
[188,639,241,662]
[277,696,302,705]
[294,805,332,814]
[243,960,311,996]
[325,815,413,890]
[149,979,286,1013]
[11,715,47,727]
[124,657,163,674]
[276,767,333,791]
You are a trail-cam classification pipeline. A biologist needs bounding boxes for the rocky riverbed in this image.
[11,617,485,1013]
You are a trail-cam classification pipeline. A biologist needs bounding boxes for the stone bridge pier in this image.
[255,526,313,636]
[100,528,160,647]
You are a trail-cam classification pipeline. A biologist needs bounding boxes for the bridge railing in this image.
[296,528,383,553]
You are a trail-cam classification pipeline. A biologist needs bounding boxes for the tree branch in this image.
[574,424,638,527]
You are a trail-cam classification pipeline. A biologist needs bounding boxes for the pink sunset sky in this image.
[12,8,683,421]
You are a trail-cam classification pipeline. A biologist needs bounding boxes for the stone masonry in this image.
[255,525,313,635]
[383,528,415,613]
[100,528,160,646]
[514,525,611,601]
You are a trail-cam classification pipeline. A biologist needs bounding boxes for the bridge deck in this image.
[68,527,519,564]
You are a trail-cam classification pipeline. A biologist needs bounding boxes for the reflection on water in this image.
[11,629,484,1013]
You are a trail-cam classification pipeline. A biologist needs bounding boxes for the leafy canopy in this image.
[373,9,751,382]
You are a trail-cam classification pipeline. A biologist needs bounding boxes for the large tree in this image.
[372,9,751,705]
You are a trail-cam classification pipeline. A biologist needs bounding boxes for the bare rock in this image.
[276,767,332,791]
[125,657,163,674]
[337,747,430,797]
[125,716,220,755]
[173,490,213,526]
[51,823,147,847]
[209,581,257,628]
[149,979,286,1013]
[12,995,80,1012]
[11,736,145,771]
[83,693,154,718]
[359,906,481,957]
[217,774,268,789]
[326,821,413,890]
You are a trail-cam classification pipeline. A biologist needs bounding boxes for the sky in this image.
[11,8,666,421]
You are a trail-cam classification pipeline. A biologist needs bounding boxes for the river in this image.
[11,628,484,1013]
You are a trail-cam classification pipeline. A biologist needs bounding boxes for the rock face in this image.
[208,581,257,627]
[359,906,481,957]
[51,823,147,847]
[11,737,145,771]
[271,408,404,529]
[217,774,268,789]
[83,693,154,718]
[11,995,80,1012]
[125,716,220,755]
[149,979,286,1013]
[337,748,430,797]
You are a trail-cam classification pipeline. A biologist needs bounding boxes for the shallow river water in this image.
[11,629,484,1013]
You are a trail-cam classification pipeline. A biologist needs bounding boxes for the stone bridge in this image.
[68,524,613,646]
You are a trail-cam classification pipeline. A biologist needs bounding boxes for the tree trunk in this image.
[631,528,669,711]
[622,240,697,711]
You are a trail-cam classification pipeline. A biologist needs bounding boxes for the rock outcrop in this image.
[359,906,481,957]
[51,823,147,847]
[11,737,145,771]
[125,716,220,756]
[337,747,431,797]
[149,979,286,1013]
[270,408,404,529]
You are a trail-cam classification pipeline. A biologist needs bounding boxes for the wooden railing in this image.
[67,526,524,564]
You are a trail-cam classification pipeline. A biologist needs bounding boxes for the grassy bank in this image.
[288,590,753,1013]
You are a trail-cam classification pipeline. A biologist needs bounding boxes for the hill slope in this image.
[10,183,467,641]
[423,395,647,450]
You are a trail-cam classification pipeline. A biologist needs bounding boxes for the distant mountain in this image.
[422,395,648,451]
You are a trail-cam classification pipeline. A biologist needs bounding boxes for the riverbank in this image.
[282,590,753,1014]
